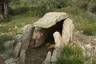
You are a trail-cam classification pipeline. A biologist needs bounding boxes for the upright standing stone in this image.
[62,18,74,46]
[19,24,34,64]
[53,31,63,48]
[19,50,26,64]
[21,24,34,51]
[43,51,51,64]
[51,48,61,64]
[4,40,15,50]
[14,42,22,57]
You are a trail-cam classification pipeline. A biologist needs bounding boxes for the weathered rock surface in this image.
[19,50,26,64]
[21,24,34,51]
[15,34,22,42]
[51,48,61,63]
[4,40,15,50]
[32,27,46,47]
[73,31,96,64]
[62,18,74,45]
[53,31,63,48]
[43,51,51,64]
[34,12,68,28]
[14,42,22,57]
[5,58,19,64]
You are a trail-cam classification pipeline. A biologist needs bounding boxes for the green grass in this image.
[92,56,96,64]
[56,45,85,64]
[56,6,96,35]
[0,16,39,35]
[1,0,96,37]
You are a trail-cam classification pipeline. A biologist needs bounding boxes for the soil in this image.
[25,43,55,64]
[0,56,5,64]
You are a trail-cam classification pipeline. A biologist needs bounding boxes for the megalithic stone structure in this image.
[14,12,74,64]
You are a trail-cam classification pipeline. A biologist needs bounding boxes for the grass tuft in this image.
[56,45,85,64]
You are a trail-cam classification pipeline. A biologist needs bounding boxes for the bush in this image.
[56,45,85,64]
[7,0,96,35]
[92,56,96,64]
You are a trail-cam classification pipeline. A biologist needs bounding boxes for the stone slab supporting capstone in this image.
[21,24,34,51]
[19,24,34,64]
[53,31,63,48]
[14,42,22,57]
[43,51,51,64]
[62,18,74,46]
[19,50,26,64]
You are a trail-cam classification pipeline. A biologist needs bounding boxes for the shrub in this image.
[92,56,96,64]
[56,45,85,64]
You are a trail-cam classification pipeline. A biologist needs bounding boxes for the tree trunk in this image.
[0,0,8,20]
[0,3,4,20]
[3,0,8,18]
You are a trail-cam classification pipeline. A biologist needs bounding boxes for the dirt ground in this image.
[25,43,54,64]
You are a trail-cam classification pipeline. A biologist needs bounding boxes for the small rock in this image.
[51,48,61,63]
[85,44,92,59]
[85,44,92,51]
[15,34,22,42]
[14,42,22,57]
[93,38,96,41]
[5,58,18,64]
[4,40,15,50]
[19,50,26,64]
[43,51,51,64]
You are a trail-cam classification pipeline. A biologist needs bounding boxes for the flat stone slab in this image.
[34,12,68,28]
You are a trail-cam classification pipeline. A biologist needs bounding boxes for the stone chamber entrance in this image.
[25,20,64,64]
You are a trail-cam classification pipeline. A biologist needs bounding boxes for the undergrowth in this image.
[56,45,85,64]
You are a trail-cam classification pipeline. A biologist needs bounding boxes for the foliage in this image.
[92,55,96,64]
[1,0,96,35]
[56,45,85,64]
[56,6,96,35]
[0,16,39,35]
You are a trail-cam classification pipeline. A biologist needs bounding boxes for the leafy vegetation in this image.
[0,0,96,63]
[0,16,39,35]
[0,0,95,35]
[56,45,85,64]
[92,55,96,64]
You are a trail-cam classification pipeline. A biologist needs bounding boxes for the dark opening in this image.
[91,5,96,14]
[26,20,64,64]
[45,20,64,43]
